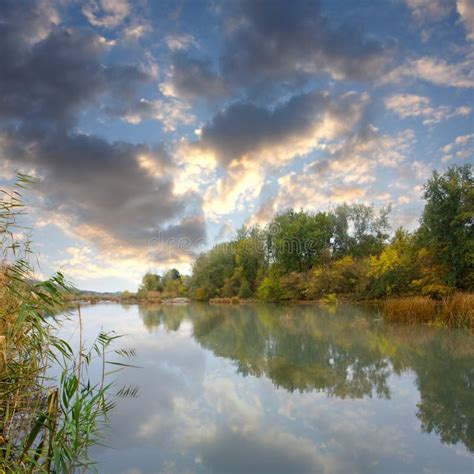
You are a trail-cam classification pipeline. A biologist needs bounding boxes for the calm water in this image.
[66,303,473,473]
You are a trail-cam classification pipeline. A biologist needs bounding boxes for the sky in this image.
[0,0,473,292]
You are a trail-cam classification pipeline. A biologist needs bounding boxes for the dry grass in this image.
[0,267,20,336]
[383,296,437,324]
[210,297,240,304]
[442,293,474,328]
[384,293,474,328]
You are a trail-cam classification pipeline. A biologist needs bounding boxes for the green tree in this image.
[331,203,391,258]
[163,268,181,282]
[233,226,267,294]
[189,244,236,299]
[417,165,473,290]
[369,228,417,297]
[140,272,163,292]
[267,210,333,273]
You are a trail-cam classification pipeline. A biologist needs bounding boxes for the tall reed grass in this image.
[0,175,136,472]
[384,294,474,327]
[442,293,474,328]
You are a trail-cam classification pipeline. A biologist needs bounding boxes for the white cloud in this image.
[440,133,474,161]
[247,127,415,220]
[165,34,197,51]
[123,22,151,40]
[457,0,474,40]
[384,93,471,125]
[203,377,263,433]
[179,92,369,216]
[54,245,145,285]
[405,0,452,21]
[202,160,265,217]
[120,98,195,132]
[82,0,130,29]
[384,56,474,88]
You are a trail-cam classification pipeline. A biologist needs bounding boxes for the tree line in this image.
[187,164,473,301]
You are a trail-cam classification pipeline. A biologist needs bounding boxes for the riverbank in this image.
[71,292,474,328]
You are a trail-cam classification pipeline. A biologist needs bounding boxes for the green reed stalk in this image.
[0,175,136,473]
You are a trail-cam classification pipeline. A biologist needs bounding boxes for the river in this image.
[65,302,473,473]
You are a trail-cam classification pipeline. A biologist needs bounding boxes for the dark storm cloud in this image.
[0,0,206,254]
[193,91,366,167]
[162,0,390,103]
[164,52,229,101]
[221,0,391,85]
[0,19,148,124]
[2,127,205,249]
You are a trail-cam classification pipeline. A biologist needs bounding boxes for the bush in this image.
[305,257,370,300]
[238,280,253,299]
[257,277,284,301]
[193,287,211,301]
[121,290,136,301]
[279,272,307,300]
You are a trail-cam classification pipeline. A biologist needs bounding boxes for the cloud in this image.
[404,0,474,42]
[54,245,145,283]
[2,128,205,253]
[0,0,61,45]
[405,0,452,22]
[457,0,474,40]
[385,56,474,88]
[311,125,415,173]
[220,0,391,88]
[250,126,415,218]
[108,97,195,131]
[181,90,368,215]
[441,133,474,161]
[188,91,368,168]
[202,161,265,216]
[122,22,152,41]
[82,0,130,29]
[0,5,206,270]
[165,34,197,51]
[160,53,229,101]
[384,93,471,125]
[0,19,149,125]
[161,0,392,103]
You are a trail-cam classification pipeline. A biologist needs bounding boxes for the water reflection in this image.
[138,303,474,454]
[81,303,473,473]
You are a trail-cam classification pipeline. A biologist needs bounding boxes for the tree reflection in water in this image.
[138,302,474,453]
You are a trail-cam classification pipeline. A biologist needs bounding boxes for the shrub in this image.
[121,290,136,301]
[279,272,307,300]
[305,257,370,300]
[238,280,253,299]
[193,287,211,301]
[257,277,284,301]
[321,293,338,305]
[411,248,453,298]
